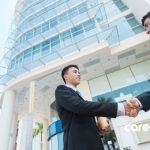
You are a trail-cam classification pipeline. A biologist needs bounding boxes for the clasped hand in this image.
[124,98,140,117]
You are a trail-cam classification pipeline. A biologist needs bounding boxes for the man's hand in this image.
[124,98,140,117]
[97,117,110,135]
[127,98,141,109]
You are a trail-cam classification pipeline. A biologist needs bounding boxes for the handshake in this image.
[123,98,141,117]
[97,98,141,135]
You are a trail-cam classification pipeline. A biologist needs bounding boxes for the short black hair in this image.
[142,11,150,26]
[61,64,79,83]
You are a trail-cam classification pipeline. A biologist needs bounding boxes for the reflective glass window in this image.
[71,25,83,37]
[83,20,96,32]
[61,30,72,46]
[32,44,41,60]
[59,12,68,23]
[42,21,50,32]
[78,3,88,13]
[51,36,60,47]
[10,59,15,69]
[26,30,34,40]
[69,7,78,18]
[42,40,50,55]
[61,30,71,41]
[23,48,32,63]
[16,54,23,67]
[126,17,139,28]
[34,26,41,36]
[50,17,58,28]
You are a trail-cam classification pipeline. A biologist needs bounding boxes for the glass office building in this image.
[0,0,150,150]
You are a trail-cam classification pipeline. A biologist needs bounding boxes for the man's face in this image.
[144,17,150,34]
[64,67,80,87]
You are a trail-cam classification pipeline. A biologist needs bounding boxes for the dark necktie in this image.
[76,90,81,96]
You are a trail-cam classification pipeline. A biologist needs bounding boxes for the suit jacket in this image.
[137,91,150,111]
[55,85,118,150]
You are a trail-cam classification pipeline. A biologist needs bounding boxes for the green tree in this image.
[33,122,43,150]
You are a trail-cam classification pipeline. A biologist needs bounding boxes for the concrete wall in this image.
[123,0,150,23]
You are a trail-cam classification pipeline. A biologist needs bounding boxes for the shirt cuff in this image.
[117,103,125,116]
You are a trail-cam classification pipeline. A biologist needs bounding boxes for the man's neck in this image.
[65,83,77,88]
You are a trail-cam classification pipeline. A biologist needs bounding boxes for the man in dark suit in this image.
[55,64,138,150]
[127,92,150,112]
[127,12,150,111]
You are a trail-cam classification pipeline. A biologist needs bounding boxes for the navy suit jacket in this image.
[137,91,150,111]
[55,85,118,150]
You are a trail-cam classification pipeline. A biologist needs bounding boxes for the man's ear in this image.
[64,74,68,81]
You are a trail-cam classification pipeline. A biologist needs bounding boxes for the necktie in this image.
[76,90,81,96]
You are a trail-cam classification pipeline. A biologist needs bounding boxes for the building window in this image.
[41,40,50,56]
[42,21,50,32]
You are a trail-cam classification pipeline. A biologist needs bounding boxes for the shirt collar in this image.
[65,84,78,92]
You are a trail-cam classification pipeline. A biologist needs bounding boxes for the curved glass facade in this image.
[0,0,144,85]
[48,120,63,150]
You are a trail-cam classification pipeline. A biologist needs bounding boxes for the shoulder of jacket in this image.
[56,85,66,90]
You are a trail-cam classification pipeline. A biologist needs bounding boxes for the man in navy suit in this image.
[128,12,150,111]
[128,92,150,112]
[55,64,138,150]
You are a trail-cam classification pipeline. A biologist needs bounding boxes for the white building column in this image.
[17,81,35,150]
[18,113,34,150]
[0,90,16,150]
[8,112,18,150]
[42,119,49,150]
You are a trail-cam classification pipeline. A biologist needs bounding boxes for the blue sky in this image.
[0,0,17,60]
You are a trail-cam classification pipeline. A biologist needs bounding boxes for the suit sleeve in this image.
[137,91,150,112]
[55,85,118,118]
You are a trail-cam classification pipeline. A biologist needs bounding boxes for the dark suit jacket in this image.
[137,91,150,111]
[55,85,118,150]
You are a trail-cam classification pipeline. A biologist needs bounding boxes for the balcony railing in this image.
[0,26,119,86]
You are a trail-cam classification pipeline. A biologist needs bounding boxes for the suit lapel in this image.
[65,86,84,100]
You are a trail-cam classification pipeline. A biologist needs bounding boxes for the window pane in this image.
[33,44,41,51]
[59,12,68,23]
[83,20,96,32]
[61,30,71,41]
[26,30,34,40]
[50,17,58,28]
[69,7,78,18]
[42,45,50,56]
[42,40,50,47]
[34,26,41,35]
[42,21,49,32]
[71,25,83,37]
[51,36,60,47]
[33,49,40,60]
[78,3,88,14]
[127,18,139,28]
